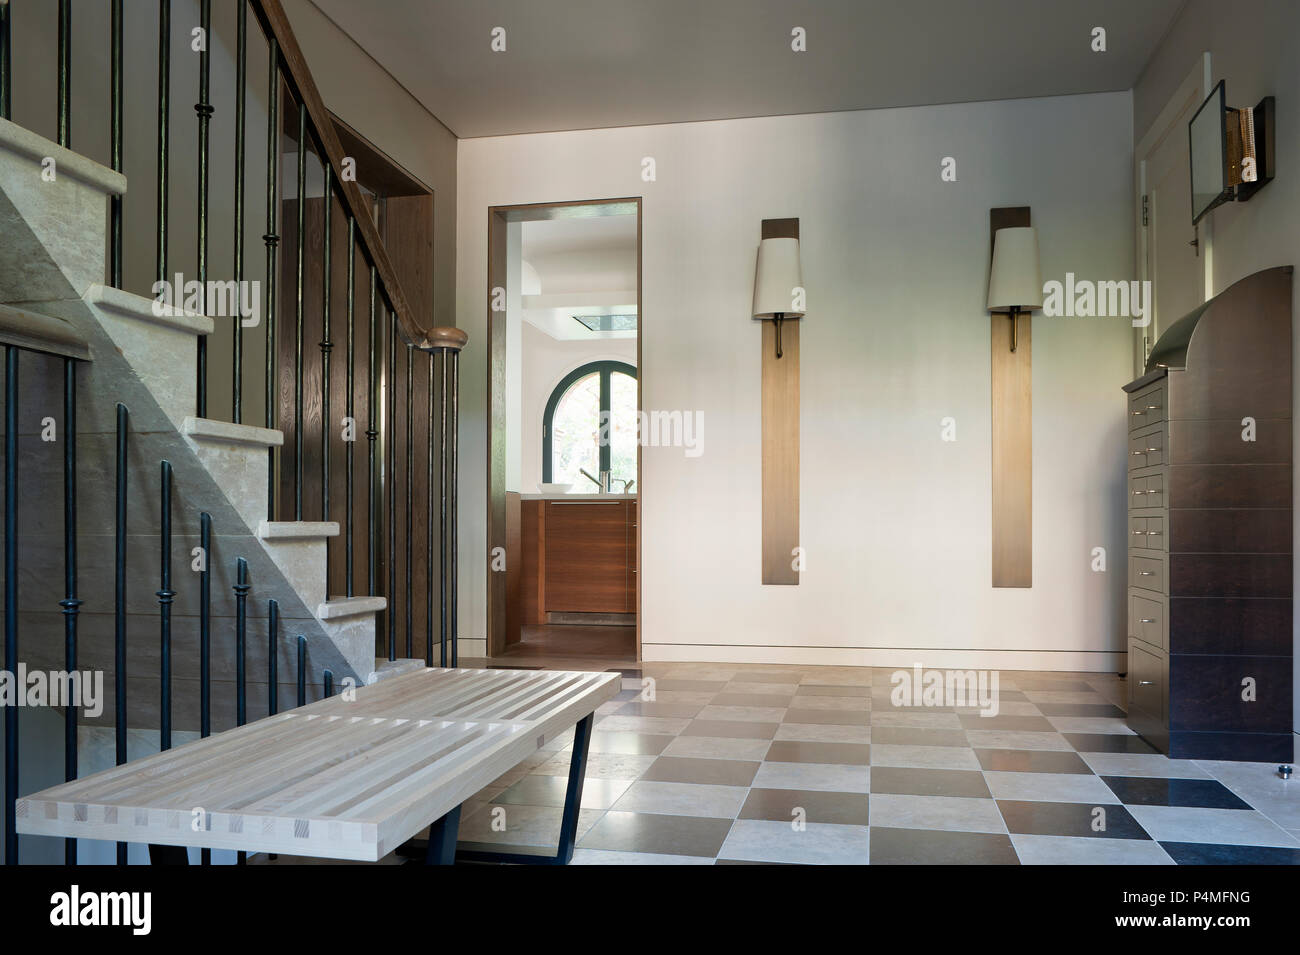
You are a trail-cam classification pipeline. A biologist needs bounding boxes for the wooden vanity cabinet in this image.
[521,499,637,622]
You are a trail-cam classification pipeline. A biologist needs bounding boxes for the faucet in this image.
[579,468,616,493]
[616,479,635,494]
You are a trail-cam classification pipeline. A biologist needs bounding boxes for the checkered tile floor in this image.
[456,663,1300,865]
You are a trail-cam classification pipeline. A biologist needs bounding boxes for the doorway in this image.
[485,199,642,668]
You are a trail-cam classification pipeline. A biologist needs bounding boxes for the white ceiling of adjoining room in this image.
[309,0,1183,138]
[520,215,638,341]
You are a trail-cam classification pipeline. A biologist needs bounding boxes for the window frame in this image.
[542,359,638,484]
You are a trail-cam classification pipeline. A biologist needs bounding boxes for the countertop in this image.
[519,493,637,501]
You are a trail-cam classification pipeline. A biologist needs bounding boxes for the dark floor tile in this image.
[612,688,641,701]
[1160,842,1300,865]
[1064,733,1158,754]
[577,811,733,857]
[958,714,1055,732]
[870,726,969,748]
[653,679,728,692]
[682,719,779,740]
[869,827,1019,865]
[712,693,795,707]
[783,708,871,726]
[588,732,674,756]
[606,667,643,677]
[975,749,1093,774]
[997,800,1150,839]
[870,766,991,798]
[1101,776,1253,810]
[739,670,808,684]
[765,740,871,766]
[616,701,705,719]
[1035,703,1127,718]
[641,755,760,786]
[738,788,870,826]
[795,685,872,698]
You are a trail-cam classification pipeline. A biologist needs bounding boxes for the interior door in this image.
[1137,56,1211,368]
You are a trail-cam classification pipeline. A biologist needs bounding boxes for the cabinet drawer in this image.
[1128,639,1166,724]
[1128,472,1164,509]
[1129,554,1166,594]
[1128,591,1165,649]
[1128,515,1166,550]
[1128,385,1166,431]
[1128,429,1165,469]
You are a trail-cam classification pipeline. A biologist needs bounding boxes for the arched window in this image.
[543,360,638,489]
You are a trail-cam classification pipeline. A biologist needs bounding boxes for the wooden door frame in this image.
[485,197,643,659]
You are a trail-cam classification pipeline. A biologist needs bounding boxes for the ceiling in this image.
[309,0,1184,138]
[520,215,638,340]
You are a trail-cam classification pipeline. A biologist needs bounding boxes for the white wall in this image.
[1134,0,1300,732]
[456,92,1135,668]
[520,323,637,493]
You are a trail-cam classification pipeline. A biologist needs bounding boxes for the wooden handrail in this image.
[247,0,439,350]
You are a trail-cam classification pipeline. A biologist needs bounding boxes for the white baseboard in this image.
[640,644,1126,673]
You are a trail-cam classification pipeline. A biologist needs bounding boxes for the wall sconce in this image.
[987,208,1035,588]
[754,218,801,585]
[987,226,1042,353]
[753,235,804,359]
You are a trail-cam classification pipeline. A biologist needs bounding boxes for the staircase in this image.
[0,0,465,865]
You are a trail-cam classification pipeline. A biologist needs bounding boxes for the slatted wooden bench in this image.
[16,667,620,865]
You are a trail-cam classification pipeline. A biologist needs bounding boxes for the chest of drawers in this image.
[1122,267,1293,762]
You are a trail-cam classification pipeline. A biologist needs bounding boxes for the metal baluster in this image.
[108,0,123,288]
[156,0,171,286]
[387,309,397,661]
[199,511,211,867]
[232,2,246,422]
[323,670,334,698]
[61,359,81,865]
[438,349,447,667]
[3,348,18,864]
[366,267,377,598]
[296,635,306,708]
[293,104,306,520]
[57,0,70,147]
[344,219,355,596]
[158,462,175,752]
[425,351,434,666]
[320,166,333,529]
[449,350,460,668]
[233,557,249,727]
[267,598,279,716]
[114,402,128,865]
[0,0,10,119]
[263,39,280,519]
[195,0,212,418]
[404,342,413,658]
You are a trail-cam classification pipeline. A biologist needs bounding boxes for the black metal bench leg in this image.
[554,712,594,864]
[425,804,461,865]
[148,844,190,865]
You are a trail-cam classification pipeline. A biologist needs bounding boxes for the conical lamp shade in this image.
[987,226,1043,312]
[753,238,805,318]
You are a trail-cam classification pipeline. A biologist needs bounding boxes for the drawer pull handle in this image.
[1146,531,1159,536]
[1146,447,1159,452]
[1146,404,1161,411]
[1131,411,1144,416]
[1132,530,1144,536]
[1140,618,1156,624]
[1139,571,1156,576]
[1138,680,1155,686]
[1132,450,1145,456]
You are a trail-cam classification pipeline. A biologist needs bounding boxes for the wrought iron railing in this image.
[0,0,466,866]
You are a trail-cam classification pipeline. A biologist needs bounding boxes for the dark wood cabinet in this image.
[521,499,636,622]
[1122,266,1293,762]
